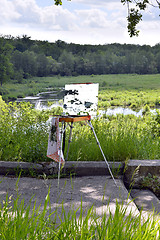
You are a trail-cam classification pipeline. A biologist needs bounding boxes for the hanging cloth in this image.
[47,117,65,164]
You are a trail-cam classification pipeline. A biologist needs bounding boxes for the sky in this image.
[0,0,160,46]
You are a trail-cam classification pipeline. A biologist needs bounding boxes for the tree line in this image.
[1,35,160,85]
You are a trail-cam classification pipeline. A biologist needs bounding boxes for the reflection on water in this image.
[99,107,143,117]
[35,101,63,110]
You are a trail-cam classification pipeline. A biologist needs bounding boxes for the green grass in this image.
[0,99,62,163]
[98,89,160,110]
[140,173,160,199]
[66,113,160,162]
[1,74,160,163]
[1,97,160,163]
[31,74,160,90]
[0,186,160,240]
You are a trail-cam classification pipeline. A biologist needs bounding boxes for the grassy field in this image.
[1,74,160,110]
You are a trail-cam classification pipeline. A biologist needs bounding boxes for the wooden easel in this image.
[58,115,117,187]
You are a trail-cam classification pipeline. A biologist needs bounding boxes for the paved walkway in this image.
[0,175,139,221]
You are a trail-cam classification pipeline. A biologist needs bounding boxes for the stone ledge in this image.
[0,161,43,176]
[63,161,124,176]
[124,159,160,188]
[0,161,124,176]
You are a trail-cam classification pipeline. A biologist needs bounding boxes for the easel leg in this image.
[65,122,73,161]
[58,161,61,190]
[87,120,118,187]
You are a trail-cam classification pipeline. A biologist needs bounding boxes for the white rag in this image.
[47,117,65,164]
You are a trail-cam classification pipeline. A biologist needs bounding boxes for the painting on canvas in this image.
[63,83,99,115]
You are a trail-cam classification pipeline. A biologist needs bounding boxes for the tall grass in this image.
[0,191,55,239]
[0,99,62,163]
[0,189,159,239]
[66,113,160,162]
[1,96,160,163]
[98,89,160,109]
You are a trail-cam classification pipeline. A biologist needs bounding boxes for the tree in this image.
[121,0,160,37]
[11,50,37,78]
[58,50,75,75]
[0,38,14,86]
[53,0,160,37]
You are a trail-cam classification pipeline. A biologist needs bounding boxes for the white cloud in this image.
[41,6,77,31]
[0,0,77,31]
[13,0,41,24]
[76,9,109,28]
[0,0,159,46]
[72,0,120,6]
[139,20,160,31]
[0,0,20,22]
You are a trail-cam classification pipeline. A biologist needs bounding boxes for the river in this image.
[17,88,64,110]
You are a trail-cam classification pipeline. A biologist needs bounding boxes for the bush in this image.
[0,101,50,162]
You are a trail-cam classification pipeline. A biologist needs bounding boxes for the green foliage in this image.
[127,9,142,37]
[1,95,160,163]
[0,95,7,110]
[0,100,53,162]
[66,113,160,162]
[1,35,160,89]
[0,38,14,86]
[140,173,160,198]
[0,188,160,239]
[54,0,62,5]
[98,87,160,110]
[2,73,160,104]
[121,0,160,37]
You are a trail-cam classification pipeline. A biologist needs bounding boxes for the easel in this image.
[58,115,117,187]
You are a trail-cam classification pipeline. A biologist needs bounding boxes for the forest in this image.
[1,34,160,87]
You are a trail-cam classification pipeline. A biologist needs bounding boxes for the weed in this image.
[140,173,160,198]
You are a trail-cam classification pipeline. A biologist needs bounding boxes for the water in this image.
[99,107,143,117]
[17,88,64,110]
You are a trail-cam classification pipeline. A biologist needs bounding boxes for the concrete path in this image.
[131,189,160,217]
[1,159,160,221]
[0,175,139,221]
